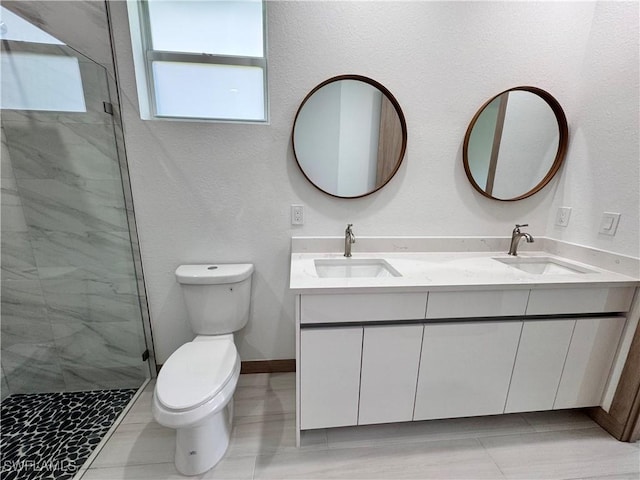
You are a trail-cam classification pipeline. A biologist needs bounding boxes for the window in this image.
[127,0,267,122]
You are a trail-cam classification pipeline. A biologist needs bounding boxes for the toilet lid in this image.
[156,340,238,411]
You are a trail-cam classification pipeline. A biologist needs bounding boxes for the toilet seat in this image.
[156,337,238,412]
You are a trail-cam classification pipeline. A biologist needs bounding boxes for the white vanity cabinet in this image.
[413,321,522,420]
[296,284,634,434]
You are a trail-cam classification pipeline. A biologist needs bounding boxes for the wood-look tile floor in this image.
[79,373,640,480]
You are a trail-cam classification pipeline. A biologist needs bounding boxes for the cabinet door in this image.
[358,324,423,425]
[300,327,363,429]
[414,321,522,421]
[505,319,575,413]
[554,316,626,409]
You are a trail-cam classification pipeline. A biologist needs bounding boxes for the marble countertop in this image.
[290,239,640,294]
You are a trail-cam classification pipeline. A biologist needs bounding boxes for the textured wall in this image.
[108,1,639,363]
[544,1,640,255]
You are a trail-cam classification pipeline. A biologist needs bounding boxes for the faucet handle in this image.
[515,224,529,228]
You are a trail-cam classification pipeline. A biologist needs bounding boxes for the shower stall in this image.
[1,5,153,479]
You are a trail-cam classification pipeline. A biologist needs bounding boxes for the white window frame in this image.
[127,0,268,123]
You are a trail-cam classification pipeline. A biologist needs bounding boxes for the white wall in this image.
[108,1,639,363]
[545,1,639,256]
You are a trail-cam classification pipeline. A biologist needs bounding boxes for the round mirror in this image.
[463,86,568,201]
[292,75,407,198]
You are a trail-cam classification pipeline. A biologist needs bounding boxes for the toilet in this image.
[152,263,254,476]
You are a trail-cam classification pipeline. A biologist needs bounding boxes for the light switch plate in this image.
[599,212,621,235]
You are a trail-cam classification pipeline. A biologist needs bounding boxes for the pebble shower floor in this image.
[1,389,137,480]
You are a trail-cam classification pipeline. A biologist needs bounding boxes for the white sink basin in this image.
[314,258,401,278]
[493,256,597,275]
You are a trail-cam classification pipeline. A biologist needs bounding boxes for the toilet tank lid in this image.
[175,263,254,285]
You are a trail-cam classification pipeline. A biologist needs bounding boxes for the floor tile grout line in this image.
[529,424,608,434]
[471,424,605,444]
[251,435,513,480]
[559,470,640,480]
[324,428,535,452]
[476,435,508,479]
[249,453,258,480]
[519,411,536,428]
[321,423,613,456]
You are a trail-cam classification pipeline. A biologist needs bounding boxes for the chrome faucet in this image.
[344,224,356,257]
[508,224,534,256]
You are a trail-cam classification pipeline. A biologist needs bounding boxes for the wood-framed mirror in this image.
[463,86,569,201]
[292,75,407,199]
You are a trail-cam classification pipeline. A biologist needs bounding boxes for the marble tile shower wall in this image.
[1,55,147,397]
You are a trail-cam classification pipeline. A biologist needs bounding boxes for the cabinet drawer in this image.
[527,287,634,315]
[300,293,427,324]
[426,290,528,318]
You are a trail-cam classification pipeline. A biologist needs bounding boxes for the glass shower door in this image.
[1,39,151,395]
[0,9,152,479]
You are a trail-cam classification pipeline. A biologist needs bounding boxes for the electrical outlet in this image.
[555,207,572,227]
[291,205,304,225]
[599,212,620,236]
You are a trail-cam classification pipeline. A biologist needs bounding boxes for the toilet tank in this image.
[175,264,254,335]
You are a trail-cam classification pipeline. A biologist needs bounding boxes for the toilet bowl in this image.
[151,263,254,476]
[152,335,240,475]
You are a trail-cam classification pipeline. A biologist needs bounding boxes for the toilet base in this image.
[175,401,233,476]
